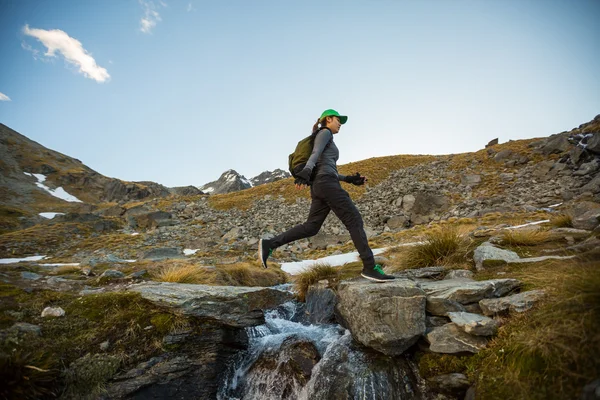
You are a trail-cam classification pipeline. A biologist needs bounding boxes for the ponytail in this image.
[311,118,321,133]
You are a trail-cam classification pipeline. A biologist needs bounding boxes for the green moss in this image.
[62,353,121,398]
[417,352,474,379]
[150,313,176,334]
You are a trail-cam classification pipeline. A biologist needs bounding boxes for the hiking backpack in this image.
[288,128,331,179]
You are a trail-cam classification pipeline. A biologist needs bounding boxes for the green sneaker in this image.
[258,239,273,269]
[361,264,395,282]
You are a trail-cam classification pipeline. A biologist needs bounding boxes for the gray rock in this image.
[9,322,42,336]
[582,175,600,194]
[574,160,600,176]
[428,373,470,395]
[461,175,481,186]
[395,266,445,280]
[336,279,426,355]
[479,289,545,315]
[444,270,474,280]
[418,278,521,305]
[571,202,600,230]
[473,242,520,270]
[305,282,337,324]
[486,138,498,147]
[41,306,65,317]
[586,133,600,153]
[426,297,467,317]
[447,311,500,336]
[539,134,571,155]
[141,247,185,260]
[100,340,110,351]
[425,323,488,353]
[426,316,450,328]
[402,194,416,212]
[222,227,243,241]
[21,271,42,280]
[129,282,292,327]
[494,149,514,161]
[386,215,408,230]
[100,270,125,279]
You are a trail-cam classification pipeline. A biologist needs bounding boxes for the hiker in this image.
[259,109,395,282]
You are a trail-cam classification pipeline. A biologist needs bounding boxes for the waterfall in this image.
[217,292,429,400]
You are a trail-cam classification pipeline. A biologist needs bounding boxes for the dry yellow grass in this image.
[470,258,600,399]
[152,263,216,284]
[501,229,554,246]
[218,262,288,287]
[293,263,341,302]
[398,226,473,270]
[550,213,573,228]
[51,265,82,275]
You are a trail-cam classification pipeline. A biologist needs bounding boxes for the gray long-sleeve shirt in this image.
[305,128,347,181]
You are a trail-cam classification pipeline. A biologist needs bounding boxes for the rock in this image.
[447,311,499,336]
[425,323,488,354]
[473,242,520,270]
[305,282,337,324]
[335,279,426,355]
[128,211,178,230]
[386,215,408,230]
[539,134,571,155]
[479,290,546,315]
[574,160,600,176]
[444,270,474,280]
[9,322,42,336]
[141,247,185,260]
[240,337,320,399]
[41,306,65,317]
[461,175,481,186]
[571,201,600,230]
[426,316,450,328]
[21,271,42,280]
[222,227,243,241]
[426,297,467,317]
[485,138,498,148]
[494,149,514,161]
[100,340,110,351]
[99,270,125,280]
[395,266,445,280]
[586,133,600,154]
[581,379,600,400]
[129,282,293,327]
[127,270,148,279]
[428,373,470,396]
[418,278,521,305]
[402,194,416,212]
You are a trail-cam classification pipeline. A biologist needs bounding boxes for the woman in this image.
[259,109,395,282]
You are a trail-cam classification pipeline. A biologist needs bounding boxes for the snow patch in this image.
[280,248,388,275]
[184,249,199,256]
[24,172,82,203]
[0,255,46,264]
[504,220,550,230]
[39,212,65,219]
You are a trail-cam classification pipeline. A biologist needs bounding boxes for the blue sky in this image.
[1,0,599,187]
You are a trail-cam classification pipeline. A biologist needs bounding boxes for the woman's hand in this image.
[346,172,367,186]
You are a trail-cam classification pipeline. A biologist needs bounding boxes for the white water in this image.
[217,290,426,400]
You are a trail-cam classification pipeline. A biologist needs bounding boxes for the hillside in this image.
[0,115,598,399]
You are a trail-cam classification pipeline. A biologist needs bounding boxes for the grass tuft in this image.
[550,213,573,228]
[153,263,216,284]
[293,263,340,302]
[403,227,471,269]
[501,229,553,246]
[0,351,59,400]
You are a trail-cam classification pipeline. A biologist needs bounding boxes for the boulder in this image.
[444,270,474,280]
[428,373,470,396]
[305,282,337,324]
[586,133,600,154]
[128,211,178,229]
[571,201,600,230]
[447,312,499,336]
[425,323,488,354]
[141,247,185,260]
[461,175,481,186]
[41,306,65,317]
[473,242,520,270]
[417,278,521,305]
[426,298,466,317]
[538,134,571,155]
[129,282,293,327]
[479,290,546,315]
[335,279,426,355]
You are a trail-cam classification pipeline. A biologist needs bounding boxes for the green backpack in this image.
[288,128,331,179]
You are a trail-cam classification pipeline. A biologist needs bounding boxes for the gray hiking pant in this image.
[269,175,375,269]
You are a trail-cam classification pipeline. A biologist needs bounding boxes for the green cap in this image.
[320,109,348,124]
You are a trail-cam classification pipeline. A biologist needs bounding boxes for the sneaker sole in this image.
[258,239,267,269]
[360,273,392,283]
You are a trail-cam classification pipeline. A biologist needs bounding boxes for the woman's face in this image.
[326,116,342,134]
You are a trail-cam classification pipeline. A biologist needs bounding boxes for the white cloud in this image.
[22,25,110,83]
[139,0,163,34]
[0,92,11,101]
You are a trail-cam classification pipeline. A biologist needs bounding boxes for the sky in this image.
[0,0,599,188]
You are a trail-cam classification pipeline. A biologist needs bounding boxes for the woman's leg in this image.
[315,179,375,269]
[268,195,330,249]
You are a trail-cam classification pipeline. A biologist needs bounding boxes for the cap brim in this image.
[339,116,348,124]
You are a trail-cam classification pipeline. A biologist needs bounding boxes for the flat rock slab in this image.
[447,311,499,336]
[479,290,546,315]
[425,323,488,354]
[474,242,521,270]
[417,278,521,305]
[129,282,293,327]
[336,279,426,356]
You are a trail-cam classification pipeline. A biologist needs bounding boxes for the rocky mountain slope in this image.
[0,115,598,399]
